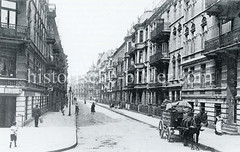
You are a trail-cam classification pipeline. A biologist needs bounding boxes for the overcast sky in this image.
[49,0,160,77]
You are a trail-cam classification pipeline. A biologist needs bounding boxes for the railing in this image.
[150,51,170,65]
[139,105,148,115]
[129,103,138,112]
[0,78,47,90]
[151,22,170,39]
[0,23,29,39]
[204,27,240,54]
[46,32,55,44]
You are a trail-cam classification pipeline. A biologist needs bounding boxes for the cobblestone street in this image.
[68,101,209,152]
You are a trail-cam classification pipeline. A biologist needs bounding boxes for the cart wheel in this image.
[158,120,164,138]
[166,127,171,142]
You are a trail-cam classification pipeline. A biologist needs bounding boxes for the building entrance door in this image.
[0,96,16,127]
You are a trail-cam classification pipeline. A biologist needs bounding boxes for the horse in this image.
[181,111,208,150]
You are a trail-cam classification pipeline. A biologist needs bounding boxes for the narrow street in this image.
[68,101,209,152]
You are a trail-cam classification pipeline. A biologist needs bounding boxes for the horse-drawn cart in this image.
[158,101,192,142]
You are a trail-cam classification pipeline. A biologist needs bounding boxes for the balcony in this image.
[0,23,29,42]
[204,27,240,57]
[151,21,170,42]
[46,32,56,44]
[0,78,47,90]
[128,46,135,55]
[128,64,135,72]
[135,42,147,50]
[48,4,56,18]
[149,81,168,88]
[205,0,240,19]
[149,51,170,66]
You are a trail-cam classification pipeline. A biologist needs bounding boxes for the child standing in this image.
[9,122,18,148]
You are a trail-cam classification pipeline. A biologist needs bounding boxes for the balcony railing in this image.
[0,78,47,90]
[150,51,170,65]
[204,27,240,54]
[151,22,170,42]
[46,32,56,44]
[0,23,29,40]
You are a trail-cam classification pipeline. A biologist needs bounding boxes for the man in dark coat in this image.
[91,102,95,114]
[32,105,41,127]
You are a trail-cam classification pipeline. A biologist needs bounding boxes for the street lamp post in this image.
[68,87,72,116]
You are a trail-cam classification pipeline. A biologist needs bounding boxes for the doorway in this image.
[0,96,16,127]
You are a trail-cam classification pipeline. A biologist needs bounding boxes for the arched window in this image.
[185,26,189,37]
[173,27,177,36]
[191,23,196,34]
[178,23,182,33]
[201,16,207,27]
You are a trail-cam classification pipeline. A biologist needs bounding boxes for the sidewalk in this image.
[95,102,240,152]
[0,104,77,152]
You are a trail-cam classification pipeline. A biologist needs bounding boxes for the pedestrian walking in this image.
[91,102,95,114]
[75,103,79,115]
[61,104,66,116]
[9,122,18,148]
[32,105,41,127]
[215,113,224,135]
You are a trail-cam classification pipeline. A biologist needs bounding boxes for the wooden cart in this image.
[158,101,192,142]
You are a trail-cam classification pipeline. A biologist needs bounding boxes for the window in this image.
[214,103,221,117]
[189,67,195,88]
[191,39,195,53]
[200,103,205,112]
[215,60,222,87]
[139,70,142,83]
[0,57,16,77]
[172,56,176,80]
[1,0,16,28]
[177,54,181,77]
[145,28,148,40]
[172,91,175,102]
[150,68,154,82]
[174,3,177,20]
[162,43,168,54]
[200,64,206,88]
[139,51,143,63]
[139,30,143,42]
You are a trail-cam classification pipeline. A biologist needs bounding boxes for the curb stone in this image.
[48,114,78,152]
[96,102,220,152]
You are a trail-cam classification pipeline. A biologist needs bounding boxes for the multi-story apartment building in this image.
[168,0,183,103]
[168,0,240,131]
[112,42,126,107]
[125,10,154,113]
[148,0,172,115]
[93,0,240,132]
[84,64,99,100]
[0,0,68,127]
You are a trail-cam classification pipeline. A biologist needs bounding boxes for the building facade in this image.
[88,0,240,133]
[0,0,68,127]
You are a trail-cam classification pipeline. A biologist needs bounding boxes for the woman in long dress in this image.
[215,114,224,135]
